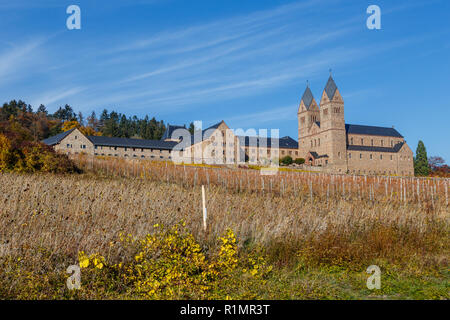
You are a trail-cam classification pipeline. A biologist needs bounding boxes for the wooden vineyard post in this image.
[202,185,207,233]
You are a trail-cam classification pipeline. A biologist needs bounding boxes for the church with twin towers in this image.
[296,74,414,176]
[42,72,414,176]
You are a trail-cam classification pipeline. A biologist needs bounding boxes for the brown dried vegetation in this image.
[0,156,448,299]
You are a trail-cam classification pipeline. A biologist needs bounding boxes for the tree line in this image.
[0,99,192,173]
[0,100,194,141]
[0,99,447,176]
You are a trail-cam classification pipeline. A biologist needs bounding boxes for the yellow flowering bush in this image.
[244,256,273,279]
[68,224,272,299]
[119,224,211,299]
[78,251,105,270]
[215,228,238,272]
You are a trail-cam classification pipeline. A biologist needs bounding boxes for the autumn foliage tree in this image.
[0,109,79,173]
[0,99,187,173]
[61,120,102,136]
[428,156,449,177]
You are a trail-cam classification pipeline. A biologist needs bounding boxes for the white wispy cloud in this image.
[0,38,46,82]
[0,0,432,118]
[109,0,321,54]
[225,105,296,127]
[30,87,86,107]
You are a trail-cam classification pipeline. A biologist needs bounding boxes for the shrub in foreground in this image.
[7,224,272,299]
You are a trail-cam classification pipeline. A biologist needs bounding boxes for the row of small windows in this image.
[281,150,298,156]
[247,148,299,157]
[348,153,411,161]
[351,169,412,175]
[93,153,170,159]
[348,153,392,160]
[67,143,174,157]
[350,137,397,147]
[94,146,150,152]
[351,169,397,175]
[67,144,86,149]
[70,145,169,153]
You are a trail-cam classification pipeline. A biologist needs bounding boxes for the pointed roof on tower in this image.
[301,86,314,110]
[324,75,338,100]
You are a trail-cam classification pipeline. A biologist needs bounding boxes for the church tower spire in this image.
[324,75,338,101]
[319,73,347,172]
[298,83,320,139]
[320,74,344,130]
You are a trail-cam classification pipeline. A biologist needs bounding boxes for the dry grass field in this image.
[0,156,448,299]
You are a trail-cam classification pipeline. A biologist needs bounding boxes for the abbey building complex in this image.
[43,75,414,176]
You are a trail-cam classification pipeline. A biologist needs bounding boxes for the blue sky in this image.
[1,0,449,160]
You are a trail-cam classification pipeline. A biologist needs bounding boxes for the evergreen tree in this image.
[414,140,430,176]
[102,111,120,137]
[87,111,98,131]
[77,112,84,126]
[37,104,48,115]
[53,104,76,121]
[118,114,129,138]
[1,100,19,120]
[188,122,195,135]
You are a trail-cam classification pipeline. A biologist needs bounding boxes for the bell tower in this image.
[319,75,347,172]
[297,84,320,158]
[298,84,320,136]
